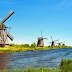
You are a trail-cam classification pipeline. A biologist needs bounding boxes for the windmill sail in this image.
[37,30,47,47]
[41,30,43,37]
[51,36,53,41]
[1,10,14,23]
[7,31,14,41]
[43,38,47,39]
[0,10,14,47]
[54,40,58,41]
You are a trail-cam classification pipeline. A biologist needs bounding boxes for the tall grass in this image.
[59,59,72,72]
[0,67,60,72]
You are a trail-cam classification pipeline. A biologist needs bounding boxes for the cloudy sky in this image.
[0,0,72,46]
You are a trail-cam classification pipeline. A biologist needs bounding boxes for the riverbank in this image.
[0,45,72,53]
[0,47,31,53]
[0,59,72,72]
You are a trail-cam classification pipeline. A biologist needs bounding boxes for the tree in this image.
[9,43,15,47]
[31,42,36,48]
[20,44,24,47]
[15,44,20,47]
[24,44,30,48]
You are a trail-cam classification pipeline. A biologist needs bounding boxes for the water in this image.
[0,48,72,70]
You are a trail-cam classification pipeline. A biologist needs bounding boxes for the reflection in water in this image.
[0,53,9,70]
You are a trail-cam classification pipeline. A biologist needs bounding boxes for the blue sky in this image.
[0,0,72,46]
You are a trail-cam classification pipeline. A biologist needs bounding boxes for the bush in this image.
[20,44,25,47]
[9,43,15,47]
[60,59,72,72]
[31,42,36,48]
[15,44,20,47]
[23,44,30,48]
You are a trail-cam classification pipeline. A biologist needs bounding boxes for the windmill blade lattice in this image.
[1,10,14,23]
[0,10,14,47]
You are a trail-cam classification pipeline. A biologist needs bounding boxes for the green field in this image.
[0,59,72,72]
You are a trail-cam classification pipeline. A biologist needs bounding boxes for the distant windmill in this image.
[48,36,58,47]
[37,30,47,47]
[56,39,62,45]
[0,10,14,47]
[62,41,65,46]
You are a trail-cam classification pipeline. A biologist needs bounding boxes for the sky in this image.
[0,0,72,46]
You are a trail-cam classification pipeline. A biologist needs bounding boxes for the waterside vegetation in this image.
[0,59,72,72]
[0,43,72,53]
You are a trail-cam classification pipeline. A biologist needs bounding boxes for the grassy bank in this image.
[0,59,72,72]
[0,47,34,53]
[0,45,71,53]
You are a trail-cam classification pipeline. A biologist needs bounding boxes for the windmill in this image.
[37,30,47,47]
[56,39,62,45]
[62,41,65,46]
[0,10,14,47]
[48,36,58,47]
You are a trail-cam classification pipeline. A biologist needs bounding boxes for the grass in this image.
[0,67,60,72]
[59,59,72,72]
[0,59,72,72]
[0,45,71,53]
[0,47,33,53]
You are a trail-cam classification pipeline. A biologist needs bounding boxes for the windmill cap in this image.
[38,37,43,40]
[0,23,7,29]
